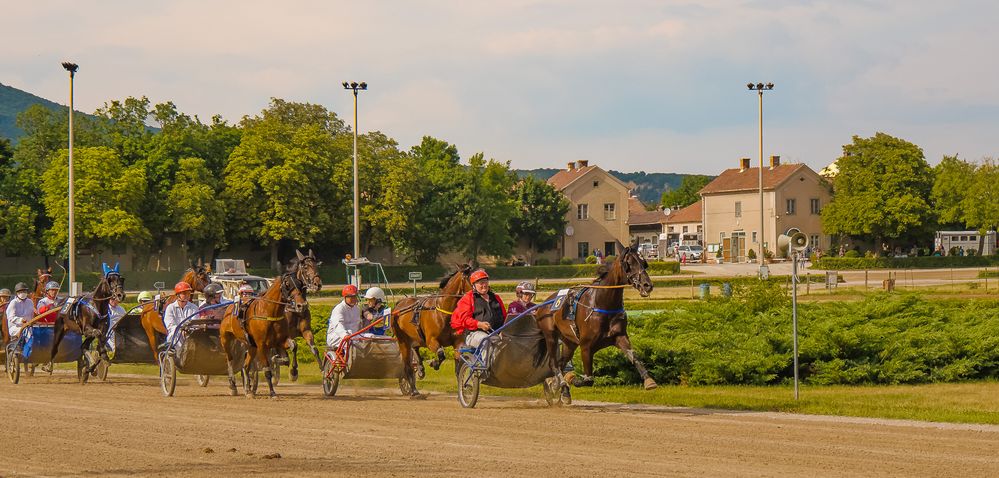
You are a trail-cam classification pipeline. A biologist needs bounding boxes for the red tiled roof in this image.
[628,197,664,225]
[668,202,701,224]
[547,165,597,191]
[699,164,807,195]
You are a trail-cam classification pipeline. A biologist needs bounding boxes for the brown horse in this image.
[138,262,211,358]
[281,249,323,381]
[390,265,472,397]
[31,268,53,302]
[220,271,309,397]
[536,242,658,392]
[50,263,126,380]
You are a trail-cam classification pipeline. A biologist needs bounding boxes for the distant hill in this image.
[0,82,70,142]
[515,168,705,207]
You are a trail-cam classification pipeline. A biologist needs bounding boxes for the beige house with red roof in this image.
[665,202,703,247]
[700,156,831,262]
[547,160,631,261]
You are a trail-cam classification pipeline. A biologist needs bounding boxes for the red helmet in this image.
[174,282,193,294]
[470,269,489,284]
[342,285,359,297]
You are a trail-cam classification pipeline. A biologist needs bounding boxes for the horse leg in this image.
[221,334,239,396]
[243,344,257,398]
[262,345,277,398]
[48,318,66,373]
[615,335,658,390]
[576,342,595,387]
[426,335,445,371]
[287,338,299,382]
[397,340,419,397]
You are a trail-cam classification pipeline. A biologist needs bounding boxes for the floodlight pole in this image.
[748,82,774,279]
[63,61,79,293]
[792,249,800,400]
[343,80,367,286]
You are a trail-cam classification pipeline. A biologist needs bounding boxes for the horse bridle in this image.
[292,258,322,293]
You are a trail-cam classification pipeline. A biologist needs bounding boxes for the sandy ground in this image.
[2,373,998,477]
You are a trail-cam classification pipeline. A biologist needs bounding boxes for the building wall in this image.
[561,169,630,261]
[773,169,832,256]
[703,190,777,262]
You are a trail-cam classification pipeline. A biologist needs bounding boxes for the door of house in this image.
[722,238,732,262]
[604,241,617,258]
[731,232,746,262]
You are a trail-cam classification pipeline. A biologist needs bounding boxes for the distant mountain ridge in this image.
[515,168,701,207]
[0,81,72,142]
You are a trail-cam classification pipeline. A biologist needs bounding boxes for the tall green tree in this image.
[94,96,154,165]
[0,137,38,254]
[930,155,975,229]
[961,159,999,253]
[510,176,569,262]
[346,131,414,255]
[455,153,518,261]
[661,174,712,209]
[166,157,226,254]
[403,136,466,263]
[821,133,934,253]
[41,146,149,256]
[222,99,349,267]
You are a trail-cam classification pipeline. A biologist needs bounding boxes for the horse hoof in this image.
[229,389,238,397]
[573,376,594,387]
[409,393,428,400]
[417,368,426,379]
[269,393,277,399]
[290,369,299,382]
[643,378,658,390]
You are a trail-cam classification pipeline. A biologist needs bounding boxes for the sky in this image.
[3,1,997,175]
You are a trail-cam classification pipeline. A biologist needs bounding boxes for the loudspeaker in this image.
[778,232,809,253]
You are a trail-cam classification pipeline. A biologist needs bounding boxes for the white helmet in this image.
[364,287,386,301]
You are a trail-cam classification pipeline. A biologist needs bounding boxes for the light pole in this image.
[343,81,366,285]
[63,61,79,294]
[747,82,774,279]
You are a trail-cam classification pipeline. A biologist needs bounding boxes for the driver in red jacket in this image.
[450,269,506,348]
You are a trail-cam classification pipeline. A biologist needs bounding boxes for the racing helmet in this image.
[203,283,224,298]
[469,269,489,284]
[0,288,10,298]
[341,285,359,297]
[515,281,536,295]
[238,284,254,295]
[14,282,29,293]
[364,287,386,302]
[137,291,154,303]
[45,280,60,291]
[174,282,193,294]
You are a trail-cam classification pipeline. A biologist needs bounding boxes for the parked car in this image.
[210,259,272,300]
[637,243,658,259]
[677,245,703,261]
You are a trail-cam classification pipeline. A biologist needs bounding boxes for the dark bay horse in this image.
[220,272,309,397]
[281,249,323,381]
[138,262,211,358]
[390,265,472,397]
[536,242,659,391]
[50,263,126,380]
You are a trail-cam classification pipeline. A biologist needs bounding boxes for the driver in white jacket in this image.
[162,282,199,348]
[6,282,35,340]
[326,285,361,350]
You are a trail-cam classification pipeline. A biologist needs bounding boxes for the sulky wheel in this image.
[7,348,20,384]
[160,354,177,397]
[196,374,210,387]
[321,361,341,397]
[456,361,480,409]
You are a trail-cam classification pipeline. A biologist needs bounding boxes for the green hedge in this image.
[813,255,999,270]
[589,289,999,386]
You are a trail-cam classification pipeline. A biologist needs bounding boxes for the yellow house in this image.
[700,156,831,262]
[548,160,631,261]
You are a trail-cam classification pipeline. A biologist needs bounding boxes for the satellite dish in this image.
[663,208,672,216]
[564,225,575,237]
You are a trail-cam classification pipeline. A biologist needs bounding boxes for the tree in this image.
[348,131,416,256]
[510,176,569,262]
[403,136,466,263]
[930,155,975,229]
[455,153,518,261]
[222,99,349,267]
[41,147,149,256]
[821,133,934,254]
[166,157,226,254]
[94,96,154,165]
[961,158,999,253]
[0,137,38,254]
[661,175,712,209]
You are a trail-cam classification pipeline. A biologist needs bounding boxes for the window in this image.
[735,201,742,218]
[720,232,726,241]
[668,226,675,233]
[810,198,821,215]
[697,225,703,232]
[682,226,689,233]
[593,180,600,187]
[786,198,796,215]
[577,242,589,259]
[810,234,820,250]
[603,203,616,220]
[577,204,589,220]
[971,235,978,242]
[752,231,757,243]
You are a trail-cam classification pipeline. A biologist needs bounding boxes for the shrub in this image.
[604,255,616,263]
[844,249,861,258]
[535,258,551,266]
[559,257,575,265]
[747,249,756,260]
[585,255,597,264]
[813,255,999,270]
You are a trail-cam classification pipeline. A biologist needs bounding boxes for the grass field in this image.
[95,360,999,425]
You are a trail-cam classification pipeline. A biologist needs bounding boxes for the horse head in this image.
[616,241,653,297]
[280,272,309,314]
[101,262,126,302]
[291,249,323,293]
[186,261,212,291]
[439,264,473,296]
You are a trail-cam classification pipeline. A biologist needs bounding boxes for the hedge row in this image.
[592,287,999,386]
[813,255,999,270]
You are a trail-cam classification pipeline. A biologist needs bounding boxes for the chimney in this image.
[577,160,589,168]
[740,157,752,171]
[567,162,575,171]
[770,155,781,169]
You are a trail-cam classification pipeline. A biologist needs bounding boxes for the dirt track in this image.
[2,374,998,477]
